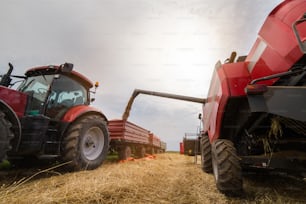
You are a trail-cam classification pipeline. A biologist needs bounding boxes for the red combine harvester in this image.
[122,0,306,195]
[0,63,109,170]
[200,1,306,195]
[108,119,166,160]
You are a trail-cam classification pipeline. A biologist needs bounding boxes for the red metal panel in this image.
[246,0,306,83]
[149,133,161,148]
[108,119,150,144]
[222,62,251,96]
[0,86,27,117]
[62,105,105,122]
[203,64,230,142]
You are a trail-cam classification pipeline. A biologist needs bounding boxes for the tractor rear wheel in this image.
[0,110,14,162]
[211,139,242,196]
[200,135,213,173]
[61,117,109,171]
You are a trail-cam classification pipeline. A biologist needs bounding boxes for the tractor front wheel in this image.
[211,139,242,196]
[61,117,109,171]
[0,110,14,162]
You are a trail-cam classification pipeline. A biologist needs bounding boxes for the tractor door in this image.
[15,75,53,154]
[45,74,88,120]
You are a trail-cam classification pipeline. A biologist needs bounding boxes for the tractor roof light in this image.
[245,84,268,95]
[95,81,99,88]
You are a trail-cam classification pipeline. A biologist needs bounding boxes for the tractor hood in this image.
[0,86,27,118]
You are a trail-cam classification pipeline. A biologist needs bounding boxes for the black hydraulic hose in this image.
[250,66,306,85]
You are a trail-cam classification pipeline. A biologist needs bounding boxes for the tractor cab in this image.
[1,63,97,157]
[17,63,93,120]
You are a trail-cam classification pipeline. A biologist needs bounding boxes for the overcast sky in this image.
[0,0,282,151]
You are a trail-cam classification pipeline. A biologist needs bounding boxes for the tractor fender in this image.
[61,105,108,123]
[0,99,21,150]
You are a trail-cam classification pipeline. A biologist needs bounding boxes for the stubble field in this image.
[1,153,306,204]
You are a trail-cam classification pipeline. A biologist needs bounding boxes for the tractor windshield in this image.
[18,75,53,101]
[17,75,54,115]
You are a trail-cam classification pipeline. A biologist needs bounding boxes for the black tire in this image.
[136,146,146,158]
[61,116,109,171]
[119,146,131,160]
[211,139,242,196]
[0,110,14,162]
[200,135,213,173]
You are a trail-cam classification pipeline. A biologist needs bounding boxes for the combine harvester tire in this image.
[211,139,242,196]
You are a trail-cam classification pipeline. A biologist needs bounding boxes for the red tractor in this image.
[0,63,109,170]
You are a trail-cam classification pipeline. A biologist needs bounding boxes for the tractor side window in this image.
[46,75,88,119]
[58,90,85,106]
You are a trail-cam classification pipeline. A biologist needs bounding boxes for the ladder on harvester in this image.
[194,134,201,164]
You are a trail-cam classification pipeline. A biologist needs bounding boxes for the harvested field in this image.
[1,153,306,204]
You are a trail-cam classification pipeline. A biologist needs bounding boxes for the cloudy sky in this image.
[0,0,282,150]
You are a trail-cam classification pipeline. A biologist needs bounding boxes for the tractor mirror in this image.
[198,113,202,120]
[60,63,73,72]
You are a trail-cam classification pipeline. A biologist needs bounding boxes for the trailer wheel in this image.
[156,149,160,154]
[0,110,14,161]
[119,146,131,160]
[200,135,213,173]
[211,139,242,196]
[136,146,146,158]
[61,117,109,171]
